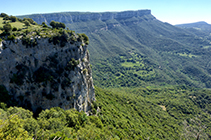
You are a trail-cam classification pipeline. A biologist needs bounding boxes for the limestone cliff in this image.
[21,10,155,25]
[0,36,95,114]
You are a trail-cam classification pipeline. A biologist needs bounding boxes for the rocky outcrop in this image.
[0,38,95,114]
[23,10,154,25]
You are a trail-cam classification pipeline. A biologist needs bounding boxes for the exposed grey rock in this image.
[22,10,154,25]
[0,38,95,114]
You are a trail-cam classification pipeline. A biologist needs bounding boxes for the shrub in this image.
[7,35,15,41]
[10,16,17,22]
[0,13,8,17]
[49,30,70,47]
[3,16,10,20]
[81,33,89,45]
[50,21,56,28]
[3,23,12,33]
[23,18,37,25]
[21,36,37,47]
[65,58,80,71]
[50,21,66,29]
[42,22,48,27]
[12,27,17,31]
[23,20,30,27]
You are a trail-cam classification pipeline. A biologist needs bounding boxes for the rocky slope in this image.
[0,37,95,114]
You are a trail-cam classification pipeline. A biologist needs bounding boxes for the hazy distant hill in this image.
[21,10,211,88]
[176,21,211,34]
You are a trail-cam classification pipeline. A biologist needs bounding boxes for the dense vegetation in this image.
[1,86,211,139]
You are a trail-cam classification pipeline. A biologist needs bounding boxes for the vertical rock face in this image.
[0,38,95,114]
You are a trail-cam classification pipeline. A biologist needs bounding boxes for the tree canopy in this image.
[50,21,66,29]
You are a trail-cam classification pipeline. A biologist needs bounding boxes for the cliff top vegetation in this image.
[0,13,89,47]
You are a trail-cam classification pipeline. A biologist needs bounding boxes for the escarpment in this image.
[0,34,95,114]
[21,10,155,25]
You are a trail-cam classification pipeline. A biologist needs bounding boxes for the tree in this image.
[0,114,31,139]
[12,27,17,31]
[10,16,17,22]
[50,21,66,29]
[58,22,66,29]
[0,13,8,17]
[42,22,48,27]
[24,20,30,28]
[0,13,10,20]
[50,21,56,28]
[23,18,37,25]
[3,23,12,33]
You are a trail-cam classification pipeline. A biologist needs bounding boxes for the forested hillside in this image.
[1,86,211,139]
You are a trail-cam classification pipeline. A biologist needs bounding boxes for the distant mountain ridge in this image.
[20,10,153,25]
[20,10,211,88]
[176,21,211,33]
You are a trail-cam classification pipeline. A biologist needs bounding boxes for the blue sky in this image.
[1,0,211,25]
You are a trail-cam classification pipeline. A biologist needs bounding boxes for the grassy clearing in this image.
[121,61,141,67]
[0,17,4,27]
[0,17,41,31]
[177,52,198,58]
[203,45,211,49]
[10,21,25,29]
[0,17,24,29]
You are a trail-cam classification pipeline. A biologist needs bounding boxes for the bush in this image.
[7,35,15,41]
[12,27,17,31]
[21,36,38,47]
[0,13,8,17]
[3,23,12,33]
[24,20,30,27]
[3,16,10,20]
[23,18,37,25]
[10,16,17,22]
[81,33,89,45]
[50,21,66,29]
[42,22,48,27]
